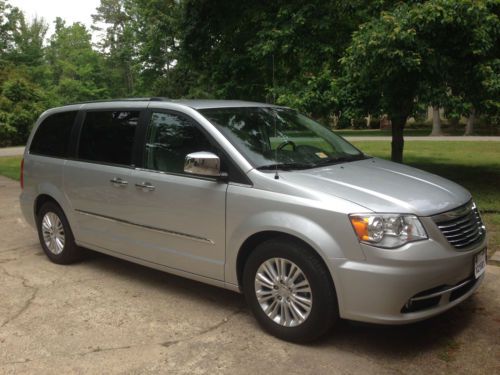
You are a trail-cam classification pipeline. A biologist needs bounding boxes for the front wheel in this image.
[243,238,338,342]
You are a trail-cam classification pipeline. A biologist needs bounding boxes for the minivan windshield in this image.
[199,107,366,170]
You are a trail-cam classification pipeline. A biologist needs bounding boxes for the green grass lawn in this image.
[1,141,498,254]
[335,126,499,137]
[351,141,500,212]
[351,141,500,257]
[336,129,430,137]
[0,156,22,181]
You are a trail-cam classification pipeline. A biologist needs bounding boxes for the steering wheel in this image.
[295,144,323,154]
[277,140,297,151]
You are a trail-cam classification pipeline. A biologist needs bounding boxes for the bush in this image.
[369,117,380,129]
[0,77,45,146]
[336,115,351,129]
[352,118,367,129]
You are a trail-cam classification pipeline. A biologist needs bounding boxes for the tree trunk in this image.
[465,109,475,135]
[430,106,443,136]
[391,115,406,163]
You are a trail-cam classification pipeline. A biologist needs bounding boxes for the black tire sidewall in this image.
[243,238,338,342]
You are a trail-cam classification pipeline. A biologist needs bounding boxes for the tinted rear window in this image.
[30,111,77,157]
[78,111,140,166]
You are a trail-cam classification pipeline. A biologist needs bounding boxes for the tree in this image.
[46,18,109,104]
[126,0,179,95]
[92,0,138,96]
[0,73,45,145]
[7,14,47,66]
[341,0,500,162]
[340,4,425,162]
[176,1,398,118]
[416,0,499,136]
[0,1,48,145]
[0,0,22,58]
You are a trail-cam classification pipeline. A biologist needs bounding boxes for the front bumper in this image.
[329,233,486,324]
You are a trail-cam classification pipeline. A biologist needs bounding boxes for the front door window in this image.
[144,112,215,174]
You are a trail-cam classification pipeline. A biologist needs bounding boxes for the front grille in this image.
[433,201,486,250]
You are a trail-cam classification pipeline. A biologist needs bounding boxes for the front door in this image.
[126,111,227,281]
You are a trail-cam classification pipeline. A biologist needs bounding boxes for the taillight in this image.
[20,158,24,189]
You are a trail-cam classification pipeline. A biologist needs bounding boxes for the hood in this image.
[279,157,471,216]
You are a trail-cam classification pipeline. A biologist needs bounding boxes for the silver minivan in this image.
[20,98,487,342]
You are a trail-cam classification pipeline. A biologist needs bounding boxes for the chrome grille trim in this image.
[432,201,486,250]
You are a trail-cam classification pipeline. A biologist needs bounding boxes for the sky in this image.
[9,0,101,36]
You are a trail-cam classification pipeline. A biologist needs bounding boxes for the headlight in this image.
[349,214,427,248]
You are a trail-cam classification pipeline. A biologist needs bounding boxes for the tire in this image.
[243,237,338,343]
[36,201,83,264]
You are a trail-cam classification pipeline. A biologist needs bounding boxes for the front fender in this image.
[225,185,366,287]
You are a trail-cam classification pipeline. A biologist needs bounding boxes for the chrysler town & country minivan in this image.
[20,98,487,342]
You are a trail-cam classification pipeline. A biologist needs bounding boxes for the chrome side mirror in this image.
[184,151,226,178]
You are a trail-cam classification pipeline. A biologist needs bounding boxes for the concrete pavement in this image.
[0,175,499,374]
[0,147,24,157]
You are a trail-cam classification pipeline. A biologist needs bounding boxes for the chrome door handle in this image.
[135,182,155,191]
[110,177,128,186]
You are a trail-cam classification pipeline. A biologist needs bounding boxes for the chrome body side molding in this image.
[75,209,215,245]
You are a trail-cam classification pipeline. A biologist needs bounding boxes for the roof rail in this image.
[149,97,170,101]
[70,97,171,105]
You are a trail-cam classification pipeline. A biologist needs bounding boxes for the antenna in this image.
[273,54,279,180]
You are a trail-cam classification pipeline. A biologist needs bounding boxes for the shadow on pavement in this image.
[319,300,479,359]
[80,248,482,360]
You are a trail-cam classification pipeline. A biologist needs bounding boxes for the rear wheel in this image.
[243,238,338,342]
[36,202,83,264]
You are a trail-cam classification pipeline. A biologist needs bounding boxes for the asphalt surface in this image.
[0,175,499,374]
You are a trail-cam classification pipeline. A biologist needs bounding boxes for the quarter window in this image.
[144,112,215,174]
[30,111,77,157]
[78,111,140,166]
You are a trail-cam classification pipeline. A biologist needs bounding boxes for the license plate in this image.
[474,250,486,279]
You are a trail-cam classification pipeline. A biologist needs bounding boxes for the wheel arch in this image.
[235,230,336,292]
[34,194,62,217]
[32,185,80,240]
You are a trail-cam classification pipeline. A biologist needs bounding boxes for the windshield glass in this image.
[198,107,365,170]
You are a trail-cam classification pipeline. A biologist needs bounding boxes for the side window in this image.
[30,111,77,157]
[78,111,140,166]
[144,112,215,174]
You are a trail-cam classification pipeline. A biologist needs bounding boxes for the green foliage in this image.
[47,18,109,104]
[0,0,498,153]
[340,0,500,161]
[0,73,44,146]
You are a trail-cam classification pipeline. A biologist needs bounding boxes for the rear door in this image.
[64,108,144,252]
[126,110,228,280]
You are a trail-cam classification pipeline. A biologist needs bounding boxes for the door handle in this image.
[135,182,155,191]
[110,177,128,186]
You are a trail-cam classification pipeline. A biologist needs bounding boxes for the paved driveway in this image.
[0,147,25,157]
[0,175,499,374]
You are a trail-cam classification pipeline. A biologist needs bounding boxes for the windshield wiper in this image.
[257,162,315,171]
[314,154,369,166]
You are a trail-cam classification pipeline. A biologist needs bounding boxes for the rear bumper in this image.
[19,191,36,228]
[329,237,486,324]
